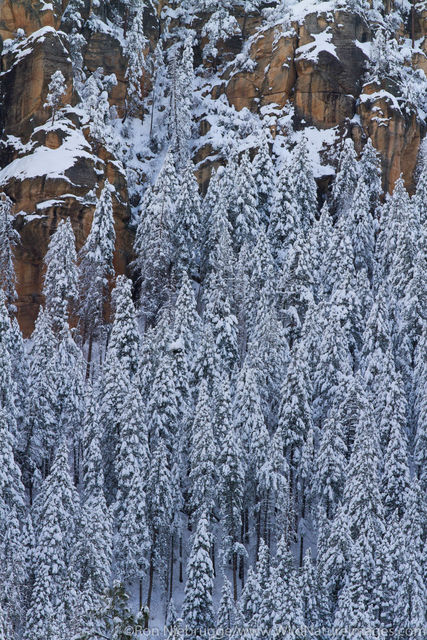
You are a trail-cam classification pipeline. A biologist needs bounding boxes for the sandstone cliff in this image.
[0,0,425,334]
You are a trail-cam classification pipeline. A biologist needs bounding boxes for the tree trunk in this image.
[139,577,143,611]
[179,535,183,583]
[299,534,304,568]
[169,534,174,600]
[86,331,94,380]
[146,542,155,619]
[232,551,238,601]
[212,540,216,578]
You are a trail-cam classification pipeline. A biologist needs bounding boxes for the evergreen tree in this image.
[308,201,333,298]
[317,506,352,612]
[43,218,78,332]
[270,535,304,639]
[217,578,236,638]
[278,344,313,495]
[233,151,259,249]
[182,513,215,633]
[247,288,289,427]
[25,440,79,640]
[114,384,150,586]
[172,161,201,278]
[382,408,410,521]
[170,37,194,167]
[148,350,179,452]
[44,70,67,124]
[316,401,347,521]
[190,380,217,521]
[146,440,173,608]
[268,157,299,268]
[219,424,245,601]
[291,138,318,232]
[346,176,375,279]
[25,308,57,479]
[360,138,382,213]
[107,275,140,378]
[125,0,148,116]
[0,194,18,309]
[332,138,359,215]
[201,6,240,60]
[78,180,116,346]
[395,481,426,632]
[134,154,177,323]
[279,232,315,347]
[413,165,427,225]
[252,134,275,227]
[204,270,238,371]
[0,408,26,637]
[173,272,200,359]
[76,390,112,598]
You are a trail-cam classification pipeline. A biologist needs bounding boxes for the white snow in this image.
[0,128,94,185]
[295,29,339,62]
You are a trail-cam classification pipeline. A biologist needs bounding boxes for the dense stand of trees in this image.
[0,133,426,639]
[1,0,426,638]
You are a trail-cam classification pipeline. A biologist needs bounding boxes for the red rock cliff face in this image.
[0,0,425,334]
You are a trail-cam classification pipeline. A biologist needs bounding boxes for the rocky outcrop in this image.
[0,0,425,333]
[0,28,73,139]
[356,82,423,193]
[0,0,59,41]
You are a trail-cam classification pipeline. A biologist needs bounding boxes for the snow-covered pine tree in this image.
[394,480,426,633]
[268,156,299,269]
[278,342,313,500]
[332,138,359,215]
[204,270,238,372]
[43,218,78,333]
[252,133,275,227]
[0,194,18,310]
[269,534,304,638]
[170,37,194,168]
[98,352,130,501]
[76,389,112,600]
[382,406,410,521]
[133,153,177,323]
[107,275,140,378]
[317,504,352,614]
[345,176,375,280]
[216,577,236,639]
[25,308,58,481]
[78,180,116,350]
[291,137,318,232]
[233,151,260,250]
[246,287,289,427]
[44,70,67,124]
[218,423,245,601]
[172,161,201,278]
[125,0,148,116]
[279,231,315,348]
[359,138,382,213]
[148,349,179,452]
[0,407,27,638]
[173,272,200,359]
[201,5,240,62]
[0,292,17,439]
[315,400,347,522]
[25,440,79,640]
[190,380,217,522]
[114,384,150,592]
[146,440,173,609]
[182,513,215,635]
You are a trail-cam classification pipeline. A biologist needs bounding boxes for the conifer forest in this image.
[0,0,426,639]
